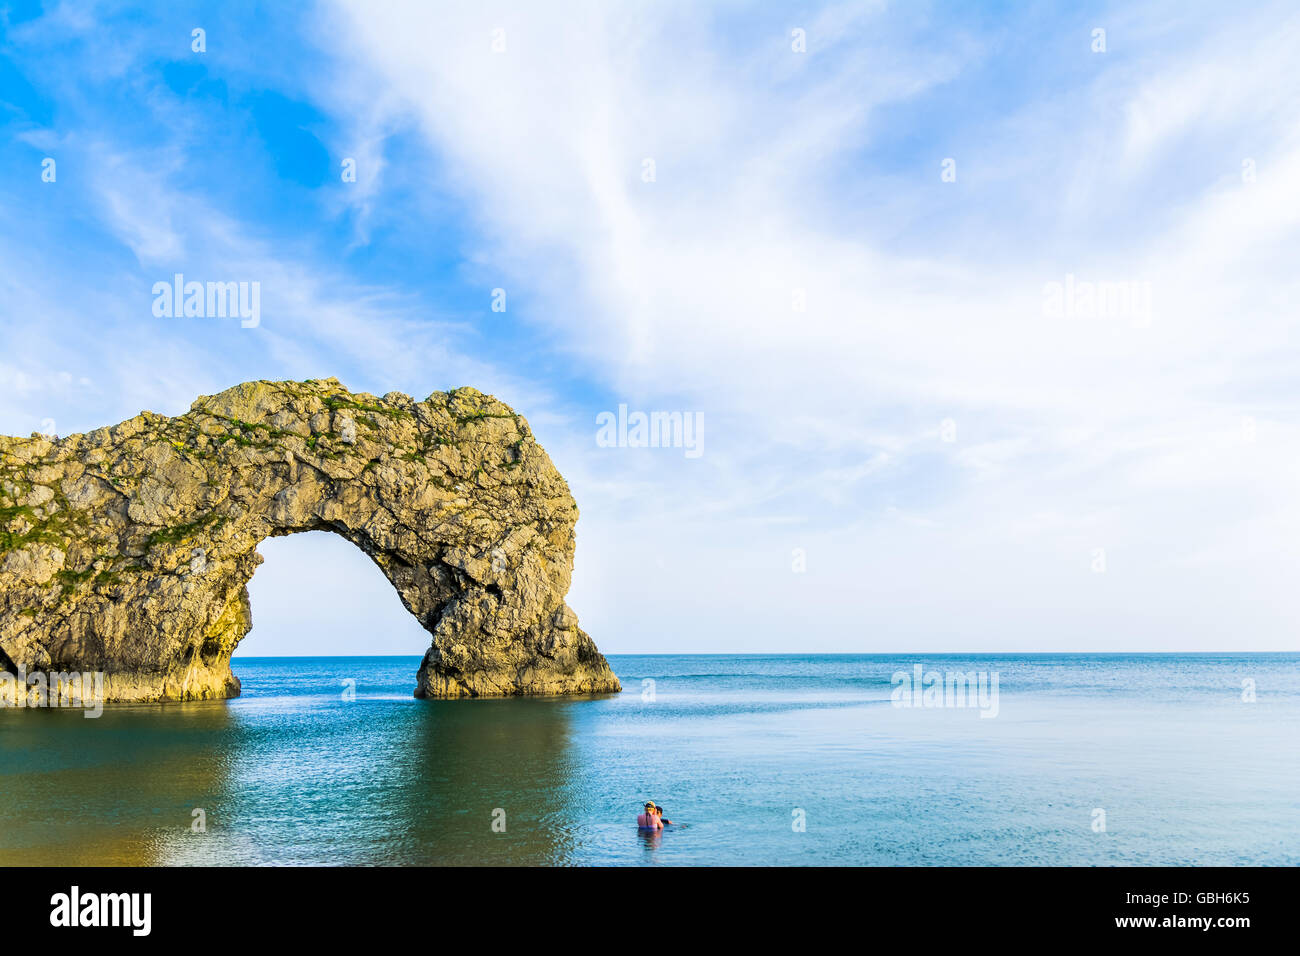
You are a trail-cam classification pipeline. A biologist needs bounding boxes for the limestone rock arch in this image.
[0,379,620,701]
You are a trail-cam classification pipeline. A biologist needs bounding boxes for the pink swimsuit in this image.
[637,812,662,830]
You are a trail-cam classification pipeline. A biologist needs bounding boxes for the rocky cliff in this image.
[0,378,620,701]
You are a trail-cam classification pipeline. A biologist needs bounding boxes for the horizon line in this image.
[230,650,1300,658]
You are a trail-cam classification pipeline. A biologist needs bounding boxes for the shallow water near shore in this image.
[2,653,1297,866]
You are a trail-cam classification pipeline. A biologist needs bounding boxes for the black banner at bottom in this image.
[1,865,1284,942]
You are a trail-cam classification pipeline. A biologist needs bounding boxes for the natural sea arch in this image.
[0,379,620,702]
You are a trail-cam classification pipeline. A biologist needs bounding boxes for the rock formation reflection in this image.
[1,664,587,865]
[0,701,238,865]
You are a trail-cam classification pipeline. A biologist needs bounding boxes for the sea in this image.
[1,653,1296,866]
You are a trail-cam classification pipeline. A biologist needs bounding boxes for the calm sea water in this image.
[1,654,1296,866]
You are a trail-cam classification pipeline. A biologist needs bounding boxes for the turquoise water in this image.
[1,654,1297,865]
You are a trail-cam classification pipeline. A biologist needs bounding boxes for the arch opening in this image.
[241,529,434,660]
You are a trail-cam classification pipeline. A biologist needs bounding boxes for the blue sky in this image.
[3,1,1299,654]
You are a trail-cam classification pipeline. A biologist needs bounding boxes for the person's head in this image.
[643,801,656,815]
[654,806,664,817]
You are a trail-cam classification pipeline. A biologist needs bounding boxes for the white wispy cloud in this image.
[323,0,1300,651]
[4,1,1297,653]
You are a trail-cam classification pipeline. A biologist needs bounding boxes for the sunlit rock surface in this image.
[0,378,619,701]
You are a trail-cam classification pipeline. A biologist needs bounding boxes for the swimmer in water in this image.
[637,801,662,830]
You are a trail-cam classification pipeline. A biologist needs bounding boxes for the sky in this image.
[2,0,1299,654]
